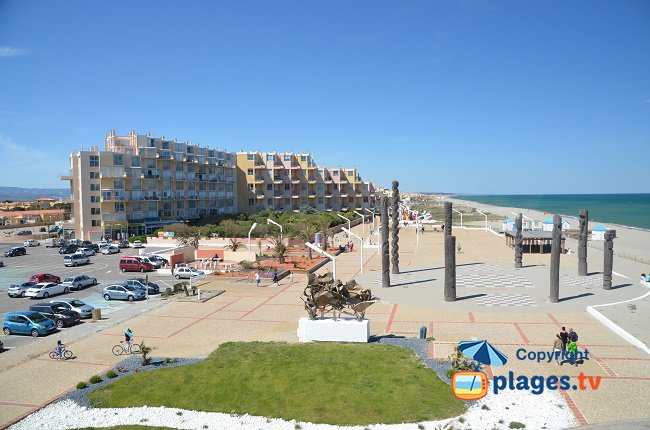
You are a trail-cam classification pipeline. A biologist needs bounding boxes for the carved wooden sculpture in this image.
[578,209,588,276]
[302,272,376,321]
[381,195,390,288]
[444,234,457,302]
[550,214,562,303]
[391,180,400,274]
[515,213,523,268]
[444,202,452,236]
[603,230,616,290]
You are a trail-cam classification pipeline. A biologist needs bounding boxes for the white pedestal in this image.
[297,317,370,343]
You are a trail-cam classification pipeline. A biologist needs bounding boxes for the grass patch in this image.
[89,342,465,425]
[78,427,176,430]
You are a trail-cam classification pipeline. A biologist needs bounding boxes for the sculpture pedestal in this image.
[297,317,370,343]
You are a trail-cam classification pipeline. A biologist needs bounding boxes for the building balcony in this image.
[324,179,332,184]
[59,173,73,180]
[325,194,332,199]
[256,193,265,200]
[340,193,348,198]
[291,179,300,184]
[273,177,284,184]
[291,194,300,199]
[254,177,265,184]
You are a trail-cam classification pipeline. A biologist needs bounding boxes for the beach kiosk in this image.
[542,217,570,232]
[501,218,515,232]
[592,225,608,241]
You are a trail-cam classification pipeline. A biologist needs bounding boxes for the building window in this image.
[348,170,354,176]
[363,197,369,202]
[91,220,100,227]
[113,154,123,166]
[301,155,307,161]
[90,184,100,191]
[247,154,254,161]
[332,171,339,176]
[248,198,254,206]
[89,155,99,167]
[90,196,99,203]
[285,198,291,205]
[284,155,291,161]
[266,183,272,191]
[131,157,141,167]
[89,171,99,179]
[248,184,254,190]
[247,168,253,176]
[266,154,274,161]
[318,197,324,204]
[90,207,100,215]
[267,198,272,205]
[284,183,290,190]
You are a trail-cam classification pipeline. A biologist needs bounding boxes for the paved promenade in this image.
[1,225,649,429]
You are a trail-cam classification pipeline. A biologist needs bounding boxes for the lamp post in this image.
[305,242,336,280]
[342,227,364,274]
[336,213,351,233]
[452,208,463,228]
[364,208,376,231]
[476,209,488,231]
[353,211,365,233]
[247,222,258,251]
[267,218,283,240]
[510,211,534,230]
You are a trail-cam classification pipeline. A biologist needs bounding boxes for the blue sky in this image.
[1,0,649,194]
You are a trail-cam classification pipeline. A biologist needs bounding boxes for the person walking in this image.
[567,340,578,367]
[560,327,569,352]
[552,334,563,365]
[568,328,578,343]
[255,271,261,288]
[272,271,279,287]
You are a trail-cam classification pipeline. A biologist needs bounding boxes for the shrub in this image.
[106,369,118,379]
[240,260,253,270]
[140,341,154,366]
[76,381,88,389]
[173,282,188,293]
[481,404,490,410]
[509,423,526,429]
[89,375,102,384]
[446,347,477,378]
[128,235,147,244]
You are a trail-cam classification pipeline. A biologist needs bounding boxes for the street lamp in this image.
[267,218,283,239]
[452,208,463,228]
[248,222,258,251]
[305,242,337,280]
[364,208,376,231]
[475,209,488,231]
[353,211,365,232]
[342,227,364,274]
[510,211,534,230]
[336,213,351,233]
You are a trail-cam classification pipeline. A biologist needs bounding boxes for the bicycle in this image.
[49,348,73,360]
[112,340,141,356]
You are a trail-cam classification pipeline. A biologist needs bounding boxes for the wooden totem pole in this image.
[391,180,400,275]
[603,230,616,290]
[381,196,390,288]
[515,213,523,269]
[550,214,562,303]
[444,201,456,302]
[578,209,589,276]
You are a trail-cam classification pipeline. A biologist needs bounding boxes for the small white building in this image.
[592,225,608,241]
[501,218,515,232]
[542,217,571,232]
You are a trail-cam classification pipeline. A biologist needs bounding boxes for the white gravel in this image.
[10,387,577,430]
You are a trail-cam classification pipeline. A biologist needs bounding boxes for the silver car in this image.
[173,266,205,279]
[76,247,95,256]
[60,275,97,290]
[7,282,37,298]
[25,282,68,299]
[50,298,94,318]
[101,245,120,255]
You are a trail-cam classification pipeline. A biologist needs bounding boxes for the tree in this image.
[176,225,201,249]
[317,217,331,250]
[269,234,288,264]
[225,238,243,252]
[294,224,317,260]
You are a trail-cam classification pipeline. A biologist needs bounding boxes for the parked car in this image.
[88,243,100,252]
[0,338,3,351]
[173,266,206,279]
[101,245,120,255]
[117,240,130,249]
[102,284,146,301]
[7,282,37,298]
[132,240,144,248]
[25,282,68,299]
[49,225,60,233]
[81,240,93,247]
[60,275,97,290]
[3,311,57,337]
[28,303,80,328]
[44,238,59,248]
[23,239,40,247]
[76,247,95,256]
[146,254,169,266]
[4,247,27,257]
[123,278,160,294]
[50,298,94,319]
[58,244,79,254]
[16,230,32,236]
[64,253,90,267]
[137,256,162,269]
[119,256,153,273]
[28,273,61,284]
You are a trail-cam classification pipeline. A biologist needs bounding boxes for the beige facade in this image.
[236,151,377,214]
[62,131,237,241]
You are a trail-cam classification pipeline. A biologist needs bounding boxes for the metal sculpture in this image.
[381,195,390,287]
[515,213,523,269]
[391,180,400,274]
[603,230,616,290]
[550,214,562,303]
[444,202,452,236]
[302,272,377,321]
[444,234,457,302]
[578,209,588,276]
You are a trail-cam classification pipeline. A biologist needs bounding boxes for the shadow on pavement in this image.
[559,293,594,302]
[456,293,487,301]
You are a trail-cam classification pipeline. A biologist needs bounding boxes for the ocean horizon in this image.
[455,193,650,230]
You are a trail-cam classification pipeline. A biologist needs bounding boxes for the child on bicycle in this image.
[124,328,133,352]
[55,340,64,359]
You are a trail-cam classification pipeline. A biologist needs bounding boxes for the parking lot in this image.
[0,242,178,350]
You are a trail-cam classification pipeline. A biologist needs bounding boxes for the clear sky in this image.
[1,0,649,194]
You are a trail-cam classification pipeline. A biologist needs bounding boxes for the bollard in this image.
[419,325,427,339]
[198,289,201,301]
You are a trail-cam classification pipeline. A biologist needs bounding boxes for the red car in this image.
[28,273,61,284]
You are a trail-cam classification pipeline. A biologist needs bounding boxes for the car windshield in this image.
[52,305,67,312]
[69,300,85,307]
[30,313,48,323]
[63,277,74,283]
[123,285,138,291]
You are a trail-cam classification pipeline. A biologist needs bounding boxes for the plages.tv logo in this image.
[450,340,506,400]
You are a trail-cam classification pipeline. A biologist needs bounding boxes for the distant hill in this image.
[0,187,69,202]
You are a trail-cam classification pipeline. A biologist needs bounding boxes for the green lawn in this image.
[78,427,177,430]
[89,342,465,425]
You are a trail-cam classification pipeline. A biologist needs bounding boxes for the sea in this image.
[455,194,650,230]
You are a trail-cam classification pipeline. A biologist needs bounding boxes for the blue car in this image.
[3,311,57,337]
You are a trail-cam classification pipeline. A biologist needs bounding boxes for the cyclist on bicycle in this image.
[55,340,64,359]
[124,328,133,352]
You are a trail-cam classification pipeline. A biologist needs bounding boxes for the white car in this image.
[50,298,94,318]
[76,247,95,256]
[101,245,120,254]
[173,266,206,279]
[23,239,40,247]
[138,256,162,269]
[25,282,69,299]
[132,240,144,248]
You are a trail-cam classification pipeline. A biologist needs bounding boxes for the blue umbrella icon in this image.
[458,340,508,366]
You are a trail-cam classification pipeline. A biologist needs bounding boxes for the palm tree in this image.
[225,238,243,251]
[295,224,317,260]
[317,217,331,250]
[269,234,288,264]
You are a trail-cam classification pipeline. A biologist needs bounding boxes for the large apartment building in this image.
[62,131,237,241]
[236,151,377,214]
